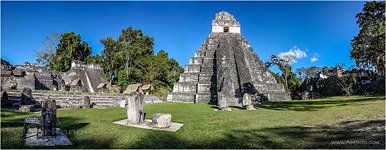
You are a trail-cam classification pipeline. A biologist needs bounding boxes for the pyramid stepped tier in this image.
[167,12,290,105]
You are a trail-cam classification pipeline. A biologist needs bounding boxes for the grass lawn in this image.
[1,95,385,149]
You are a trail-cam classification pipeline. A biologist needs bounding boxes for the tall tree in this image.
[36,32,92,72]
[54,32,92,71]
[351,1,385,75]
[101,27,154,88]
[267,55,295,92]
[35,33,60,68]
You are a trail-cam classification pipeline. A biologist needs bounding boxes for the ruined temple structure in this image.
[1,62,63,90]
[167,12,291,107]
[61,61,108,93]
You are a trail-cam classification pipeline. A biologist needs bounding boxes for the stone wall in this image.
[6,91,163,108]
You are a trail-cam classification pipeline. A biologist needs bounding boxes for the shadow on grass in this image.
[259,96,385,111]
[131,119,385,149]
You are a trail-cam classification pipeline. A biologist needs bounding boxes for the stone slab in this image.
[113,119,183,132]
[24,128,72,146]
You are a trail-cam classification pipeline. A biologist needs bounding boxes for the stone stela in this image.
[125,92,145,124]
[167,11,291,110]
[41,98,57,137]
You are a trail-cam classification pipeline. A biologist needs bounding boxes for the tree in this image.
[36,32,92,72]
[35,33,60,68]
[351,1,385,75]
[54,32,92,71]
[267,55,295,92]
[101,27,154,86]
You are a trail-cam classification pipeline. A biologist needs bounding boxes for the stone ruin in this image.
[23,97,72,146]
[1,61,109,93]
[61,61,108,93]
[1,62,63,90]
[113,85,183,132]
[167,11,291,109]
[41,98,57,137]
[126,93,145,124]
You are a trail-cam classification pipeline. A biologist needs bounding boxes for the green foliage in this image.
[36,32,93,72]
[53,32,92,71]
[100,27,183,93]
[84,54,103,65]
[351,1,385,75]
[267,55,300,92]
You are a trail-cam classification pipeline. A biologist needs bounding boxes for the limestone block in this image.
[167,93,195,102]
[152,113,171,128]
[197,84,211,93]
[41,98,57,137]
[190,57,203,65]
[83,96,91,108]
[200,67,214,73]
[242,93,252,106]
[19,105,34,112]
[195,51,205,57]
[184,65,201,73]
[195,94,211,103]
[173,82,197,93]
[205,50,215,58]
[179,73,199,82]
[21,87,33,105]
[202,58,214,65]
[126,93,145,124]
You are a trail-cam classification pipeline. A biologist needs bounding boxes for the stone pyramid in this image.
[167,11,291,106]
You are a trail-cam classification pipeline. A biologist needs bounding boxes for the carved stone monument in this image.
[152,113,171,128]
[1,91,11,108]
[167,11,291,107]
[126,93,145,124]
[41,98,57,137]
[242,93,255,110]
[21,87,33,105]
[83,96,91,108]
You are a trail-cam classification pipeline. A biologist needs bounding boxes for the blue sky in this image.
[1,1,364,73]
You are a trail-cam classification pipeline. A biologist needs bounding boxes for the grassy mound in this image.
[1,96,385,148]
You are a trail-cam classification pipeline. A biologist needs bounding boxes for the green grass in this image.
[1,95,385,148]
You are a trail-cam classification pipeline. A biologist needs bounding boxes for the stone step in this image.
[253,83,286,92]
[184,64,201,73]
[195,51,205,57]
[179,73,199,82]
[200,66,214,73]
[195,93,212,103]
[166,93,195,103]
[197,83,211,93]
[172,82,197,93]
[190,57,203,65]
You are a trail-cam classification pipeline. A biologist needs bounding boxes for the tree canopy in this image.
[351,1,385,75]
[100,27,183,93]
[36,32,93,72]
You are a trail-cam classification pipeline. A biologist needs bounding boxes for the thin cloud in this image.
[278,46,307,64]
[311,53,319,62]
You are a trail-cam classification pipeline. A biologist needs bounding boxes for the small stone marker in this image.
[126,92,145,124]
[152,113,172,128]
[41,98,57,137]
[242,93,256,110]
[218,93,231,111]
[1,91,11,107]
[19,105,34,112]
[83,96,91,108]
[21,87,32,105]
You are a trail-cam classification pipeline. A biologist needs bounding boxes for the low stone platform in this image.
[113,119,183,132]
[24,128,72,146]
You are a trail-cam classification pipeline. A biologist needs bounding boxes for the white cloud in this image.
[310,53,319,62]
[278,46,307,64]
